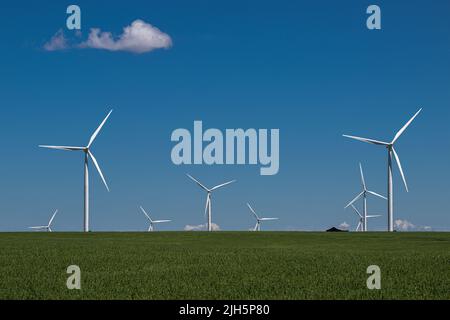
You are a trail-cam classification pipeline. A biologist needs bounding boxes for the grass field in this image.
[0,232,449,300]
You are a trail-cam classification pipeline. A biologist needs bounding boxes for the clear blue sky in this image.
[0,0,449,231]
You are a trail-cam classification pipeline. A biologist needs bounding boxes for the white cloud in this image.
[417,225,433,232]
[44,29,68,51]
[393,219,435,232]
[81,20,172,53]
[184,223,221,231]
[394,219,415,231]
[339,222,350,230]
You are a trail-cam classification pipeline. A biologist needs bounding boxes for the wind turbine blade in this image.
[210,180,236,191]
[153,220,172,223]
[88,110,113,148]
[247,203,260,220]
[359,163,366,190]
[392,148,409,192]
[39,145,84,151]
[260,218,279,221]
[350,204,363,218]
[140,206,153,222]
[29,226,46,229]
[356,222,362,232]
[367,215,382,218]
[367,190,387,200]
[342,135,389,146]
[345,191,364,208]
[254,223,259,232]
[48,210,58,227]
[186,174,209,192]
[88,151,110,192]
[392,108,422,144]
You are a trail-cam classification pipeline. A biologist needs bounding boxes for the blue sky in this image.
[0,0,449,231]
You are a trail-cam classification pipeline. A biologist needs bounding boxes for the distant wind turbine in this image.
[247,203,278,231]
[29,210,59,232]
[187,174,236,232]
[39,110,113,232]
[139,207,171,232]
[350,204,381,232]
[345,163,386,231]
[343,108,422,232]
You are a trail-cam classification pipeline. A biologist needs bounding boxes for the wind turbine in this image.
[345,163,387,231]
[343,109,422,232]
[247,203,278,231]
[187,174,236,232]
[350,204,381,232]
[29,210,59,232]
[39,110,113,232]
[139,206,171,232]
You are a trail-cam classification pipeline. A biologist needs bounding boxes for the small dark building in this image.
[326,227,348,232]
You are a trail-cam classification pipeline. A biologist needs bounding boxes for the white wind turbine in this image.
[39,110,113,232]
[247,203,279,232]
[345,163,387,232]
[343,108,422,232]
[140,207,171,232]
[350,204,381,232]
[187,174,236,232]
[29,210,59,232]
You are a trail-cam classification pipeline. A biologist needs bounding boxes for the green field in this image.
[0,232,449,300]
